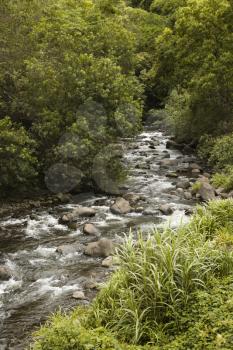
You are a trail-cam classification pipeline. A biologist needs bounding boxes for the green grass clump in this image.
[212,166,233,192]
[30,199,233,350]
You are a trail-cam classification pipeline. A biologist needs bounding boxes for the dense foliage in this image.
[30,199,233,349]
[1,0,232,195]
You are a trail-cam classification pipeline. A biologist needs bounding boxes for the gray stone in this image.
[176,180,190,190]
[84,238,114,258]
[159,204,174,215]
[110,197,131,215]
[83,223,100,237]
[72,291,86,300]
[56,244,83,255]
[184,192,192,200]
[198,181,216,201]
[102,256,113,268]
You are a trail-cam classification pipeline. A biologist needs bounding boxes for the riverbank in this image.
[30,198,233,350]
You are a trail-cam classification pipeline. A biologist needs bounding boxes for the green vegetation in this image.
[1,0,232,195]
[30,199,233,349]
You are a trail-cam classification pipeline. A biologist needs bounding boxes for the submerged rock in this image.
[84,238,114,257]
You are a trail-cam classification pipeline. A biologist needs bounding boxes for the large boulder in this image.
[0,266,11,281]
[198,181,216,201]
[84,238,114,257]
[83,223,100,237]
[110,197,131,215]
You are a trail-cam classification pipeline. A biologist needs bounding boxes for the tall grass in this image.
[89,199,233,344]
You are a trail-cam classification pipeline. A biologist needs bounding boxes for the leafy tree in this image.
[0,118,37,193]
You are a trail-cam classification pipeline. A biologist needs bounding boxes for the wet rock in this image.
[84,238,114,258]
[159,204,173,215]
[185,208,194,215]
[190,163,202,171]
[59,206,96,224]
[176,180,190,190]
[203,172,211,178]
[102,256,113,268]
[83,280,98,290]
[135,206,144,213]
[166,172,178,178]
[176,188,184,195]
[198,181,216,201]
[56,193,72,203]
[135,163,150,170]
[83,223,100,237]
[110,197,131,215]
[166,140,184,150]
[184,192,192,200]
[162,153,170,159]
[123,193,141,205]
[0,266,12,281]
[160,159,178,167]
[68,222,79,230]
[56,244,83,255]
[73,207,97,218]
[192,169,201,176]
[72,291,86,300]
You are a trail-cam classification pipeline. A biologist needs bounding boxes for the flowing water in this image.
[0,127,199,349]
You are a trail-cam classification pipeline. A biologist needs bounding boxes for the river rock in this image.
[0,266,12,281]
[110,197,131,215]
[83,223,100,237]
[184,191,192,200]
[123,193,141,205]
[83,280,98,290]
[72,291,86,300]
[56,193,72,203]
[197,181,216,201]
[190,163,202,171]
[160,159,178,167]
[192,169,201,176]
[84,238,114,257]
[159,204,174,215]
[56,243,83,255]
[166,172,178,178]
[102,256,113,268]
[59,206,96,224]
[176,180,190,190]
[166,140,184,150]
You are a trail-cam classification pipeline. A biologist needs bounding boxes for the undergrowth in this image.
[30,199,233,350]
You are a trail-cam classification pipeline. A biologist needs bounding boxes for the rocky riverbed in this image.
[0,126,214,349]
